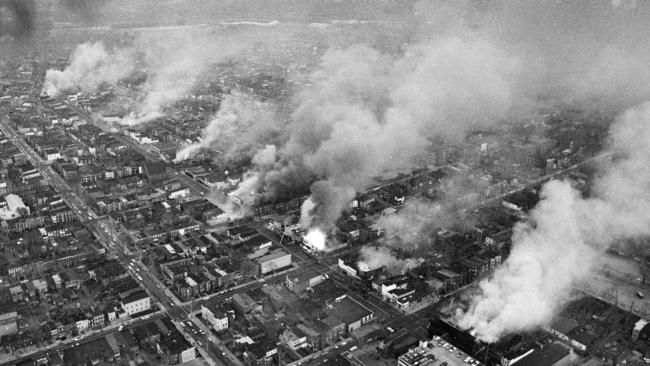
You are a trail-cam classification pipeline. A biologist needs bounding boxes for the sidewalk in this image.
[0,316,133,365]
[173,315,225,366]
[285,338,353,366]
[189,312,244,366]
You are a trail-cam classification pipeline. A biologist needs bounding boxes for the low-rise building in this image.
[201,302,229,332]
[285,268,325,294]
[0,312,18,337]
[326,295,375,334]
[120,290,151,315]
[256,249,291,275]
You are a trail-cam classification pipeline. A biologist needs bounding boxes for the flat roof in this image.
[258,249,290,263]
[121,290,149,304]
[516,343,570,366]
[328,295,373,325]
[0,312,17,321]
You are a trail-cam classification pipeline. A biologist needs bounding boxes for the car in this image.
[349,346,358,352]
[638,291,645,299]
[118,325,124,331]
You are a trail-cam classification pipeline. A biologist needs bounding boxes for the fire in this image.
[303,228,327,251]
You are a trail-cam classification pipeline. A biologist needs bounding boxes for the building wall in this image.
[348,319,362,333]
[0,314,18,337]
[122,296,151,315]
[180,347,196,363]
[202,306,229,331]
[259,254,291,275]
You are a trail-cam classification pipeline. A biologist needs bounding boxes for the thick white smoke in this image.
[358,246,420,275]
[42,29,269,124]
[354,200,445,273]
[375,200,444,250]
[42,41,135,97]
[246,0,650,256]
[456,102,650,342]
[121,31,246,125]
[284,37,520,232]
[174,93,280,162]
[299,197,316,229]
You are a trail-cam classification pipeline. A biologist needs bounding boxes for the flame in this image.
[303,228,327,251]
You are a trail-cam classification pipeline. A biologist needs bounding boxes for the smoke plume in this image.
[375,200,445,252]
[42,42,135,97]
[268,37,520,232]
[121,30,263,125]
[234,0,650,244]
[174,93,281,163]
[43,28,263,123]
[358,246,420,275]
[456,102,650,342]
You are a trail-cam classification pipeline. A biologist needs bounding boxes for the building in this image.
[0,312,18,337]
[256,249,291,275]
[280,326,308,350]
[232,293,262,317]
[509,136,555,168]
[120,290,151,315]
[285,268,325,294]
[632,319,648,341]
[168,188,190,200]
[143,161,167,183]
[159,333,196,364]
[516,343,575,366]
[0,194,29,220]
[201,302,229,332]
[338,258,358,278]
[242,337,278,366]
[326,295,375,334]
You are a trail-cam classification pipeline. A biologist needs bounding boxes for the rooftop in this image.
[516,343,571,366]
[257,249,290,263]
[327,295,373,325]
[121,290,149,304]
